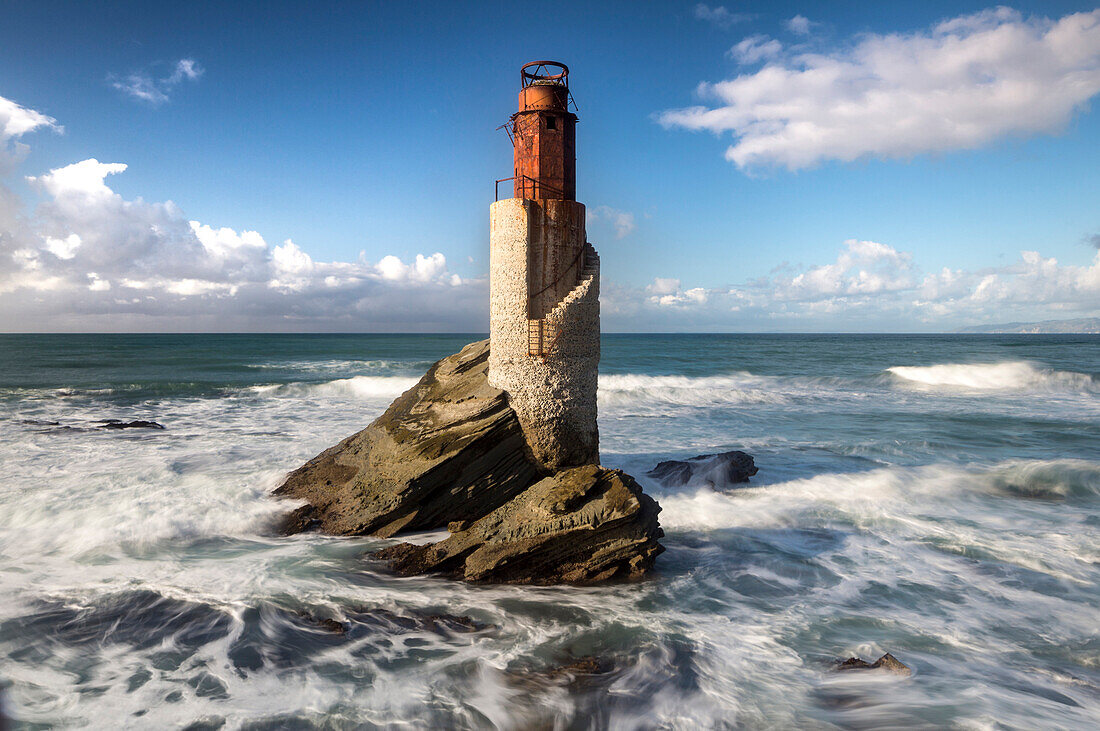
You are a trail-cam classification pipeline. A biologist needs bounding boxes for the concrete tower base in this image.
[488,198,600,470]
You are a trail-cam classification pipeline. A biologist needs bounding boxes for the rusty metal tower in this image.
[510,61,577,201]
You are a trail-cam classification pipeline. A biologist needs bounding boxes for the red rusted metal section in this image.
[512,61,577,201]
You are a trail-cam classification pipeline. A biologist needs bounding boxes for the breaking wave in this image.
[246,358,432,374]
[249,375,418,400]
[598,373,793,406]
[657,459,1100,533]
[887,361,1095,391]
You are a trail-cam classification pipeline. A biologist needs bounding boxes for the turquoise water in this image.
[1,333,1098,728]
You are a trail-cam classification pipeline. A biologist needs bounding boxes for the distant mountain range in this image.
[954,317,1100,334]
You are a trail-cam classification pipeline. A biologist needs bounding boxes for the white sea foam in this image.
[246,358,430,374]
[656,459,1100,583]
[4,339,1100,728]
[248,375,418,400]
[887,361,1095,391]
[598,373,792,406]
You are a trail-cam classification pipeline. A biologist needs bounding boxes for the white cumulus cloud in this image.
[0,99,485,331]
[660,7,1100,170]
[601,238,1100,331]
[0,96,60,141]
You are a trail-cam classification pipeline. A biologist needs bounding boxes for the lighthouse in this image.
[488,61,600,470]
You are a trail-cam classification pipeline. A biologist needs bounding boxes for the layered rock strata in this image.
[274,340,542,538]
[275,340,664,584]
[375,465,663,584]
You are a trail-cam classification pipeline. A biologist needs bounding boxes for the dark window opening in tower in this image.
[546,116,557,130]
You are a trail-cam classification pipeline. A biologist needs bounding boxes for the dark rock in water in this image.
[648,450,757,488]
[373,464,664,584]
[274,340,545,538]
[293,610,348,635]
[508,655,617,690]
[550,656,615,678]
[647,459,694,486]
[836,657,874,671]
[834,653,911,676]
[97,419,165,430]
[871,653,911,675]
[275,504,322,536]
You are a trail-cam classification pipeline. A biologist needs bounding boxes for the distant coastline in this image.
[954,317,1100,334]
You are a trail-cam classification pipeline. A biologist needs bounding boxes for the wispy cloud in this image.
[785,15,815,35]
[661,8,1100,171]
[693,4,752,29]
[728,35,781,64]
[588,206,636,239]
[110,58,204,105]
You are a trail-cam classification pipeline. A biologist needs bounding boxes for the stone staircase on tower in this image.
[527,243,599,358]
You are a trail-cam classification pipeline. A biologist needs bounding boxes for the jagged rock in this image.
[870,653,911,675]
[373,464,664,584]
[648,450,757,488]
[274,340,544,537]
[97,419,165,430]
[834,653,911,676]
[836,657,873,671]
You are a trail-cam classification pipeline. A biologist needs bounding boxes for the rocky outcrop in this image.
[97,419,165,430]
[834,653,911,676]
[274,340,543,537]
[648,450,757,489]
[374,464,663,584]
[274,339,665,584]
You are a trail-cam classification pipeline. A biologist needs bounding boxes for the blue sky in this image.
[1,1,1098,331]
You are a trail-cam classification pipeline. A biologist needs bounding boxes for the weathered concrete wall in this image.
[489,198,600,470]
[526,199,587,319]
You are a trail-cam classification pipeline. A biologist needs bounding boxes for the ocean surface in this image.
[1,333,1098,729]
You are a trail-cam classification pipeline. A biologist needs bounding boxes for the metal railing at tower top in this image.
[521,61,569,89]
[494,175,566,202]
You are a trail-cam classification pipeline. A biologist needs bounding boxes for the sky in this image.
[1,0,1098,332]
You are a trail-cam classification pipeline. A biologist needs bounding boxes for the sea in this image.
[1,333,1098,729]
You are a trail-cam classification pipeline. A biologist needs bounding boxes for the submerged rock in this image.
[97,419,165,430]
[274,340,544,537]
[834,653,911,676]
[648,450,757,488]
[507,655,618,691]
[373,464,664,584]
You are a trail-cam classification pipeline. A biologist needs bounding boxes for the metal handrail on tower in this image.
[494,175,566,201]
[526,244,593,357]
